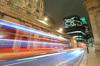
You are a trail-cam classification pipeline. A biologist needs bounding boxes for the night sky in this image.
[44,0,90,28]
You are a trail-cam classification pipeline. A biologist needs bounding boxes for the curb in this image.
[74,52,85,66]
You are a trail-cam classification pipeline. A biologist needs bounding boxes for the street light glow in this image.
[57,28,63,33]
[44,17,48,21]
[60,28,63,31]
[73,36,76,38]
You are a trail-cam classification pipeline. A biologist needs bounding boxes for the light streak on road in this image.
[0,49,84,65]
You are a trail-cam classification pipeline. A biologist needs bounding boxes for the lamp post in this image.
[85,29,89,53]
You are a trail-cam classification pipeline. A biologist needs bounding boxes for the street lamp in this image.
[44,17,48,21]
[59,28,63,32]
[38,17,48,25]
[85,29,89,53]
[57,28,63,33]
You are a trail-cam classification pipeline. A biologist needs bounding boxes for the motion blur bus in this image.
[0,18,71,54]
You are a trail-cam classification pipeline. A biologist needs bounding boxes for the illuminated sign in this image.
[80,18,87,24]
[80,18,85,21]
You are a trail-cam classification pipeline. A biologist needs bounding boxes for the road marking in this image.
[56,51,84,66]
[0,50,71,66]
[1,49,83,66]
[3,59,37,66]
[74,52,85,66]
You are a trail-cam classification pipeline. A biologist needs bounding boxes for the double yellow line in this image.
[74,53,85,66]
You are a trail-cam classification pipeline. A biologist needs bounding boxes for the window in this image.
[28,4,32,8]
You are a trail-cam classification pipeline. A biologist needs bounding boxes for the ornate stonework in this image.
[0,0,44,18]
[0,0,72,40]
[84,0,100,53]
[84,0,100,12]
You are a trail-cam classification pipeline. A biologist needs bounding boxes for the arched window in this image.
[28,4,32,8]
[10,0,22,7]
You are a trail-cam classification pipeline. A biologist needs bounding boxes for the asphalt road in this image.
[1,49,84,66]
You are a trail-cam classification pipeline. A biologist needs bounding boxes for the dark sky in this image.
[44,0,90,28]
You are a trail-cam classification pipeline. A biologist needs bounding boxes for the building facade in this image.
[83,0,100,56]
[63,16,86,42]
[0,0,75,49]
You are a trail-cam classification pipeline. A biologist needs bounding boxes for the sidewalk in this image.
[80,47,100,66]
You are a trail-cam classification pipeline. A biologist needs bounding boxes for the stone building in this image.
[83,0,100,56]
[0,0,76,48]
